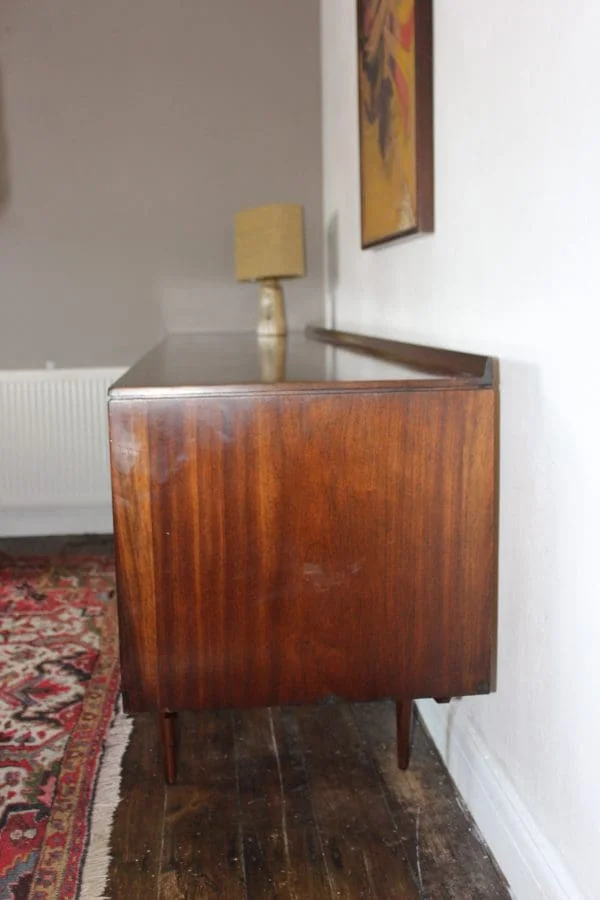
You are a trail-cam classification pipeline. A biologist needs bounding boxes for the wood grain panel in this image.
[139,387,496,711]
[108,401,159,710]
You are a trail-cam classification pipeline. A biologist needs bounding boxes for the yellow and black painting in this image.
[358,0,418,246]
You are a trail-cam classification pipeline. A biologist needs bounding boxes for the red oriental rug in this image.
[0,556,127,900]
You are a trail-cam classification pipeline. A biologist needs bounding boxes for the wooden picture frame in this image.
[357,0,434,248]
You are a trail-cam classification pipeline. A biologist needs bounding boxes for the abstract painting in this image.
[357,0,433,247]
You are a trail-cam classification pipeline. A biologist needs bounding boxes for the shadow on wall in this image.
[0,63,10,211]
[326,211,339,328]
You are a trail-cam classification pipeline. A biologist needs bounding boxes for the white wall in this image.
[321,2,600,898]
[0,0,323,369]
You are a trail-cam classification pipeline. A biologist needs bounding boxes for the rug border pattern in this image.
[24,559,120,900]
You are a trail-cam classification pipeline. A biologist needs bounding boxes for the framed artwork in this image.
[357,0,434,248]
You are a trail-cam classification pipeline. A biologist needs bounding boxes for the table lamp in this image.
[235,203,306,336]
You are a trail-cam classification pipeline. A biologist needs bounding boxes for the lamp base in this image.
[258,336,286,383]
[258,278,286,336]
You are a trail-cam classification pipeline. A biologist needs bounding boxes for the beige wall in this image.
[0,0,323,368]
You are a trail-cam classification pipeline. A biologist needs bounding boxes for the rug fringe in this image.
[79,698,134,899]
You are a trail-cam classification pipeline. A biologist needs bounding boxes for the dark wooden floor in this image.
[0,536,510,899]
[106,704,510,900]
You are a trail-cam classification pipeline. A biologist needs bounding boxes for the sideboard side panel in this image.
[145,388,497,711]
[108,400,159,710]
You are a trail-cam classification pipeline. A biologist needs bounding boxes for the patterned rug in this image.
[0,556,122,899]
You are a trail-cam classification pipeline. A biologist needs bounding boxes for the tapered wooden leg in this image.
[396,700,413,770]
[160,711,178,784]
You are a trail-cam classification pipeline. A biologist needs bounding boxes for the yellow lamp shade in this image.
[235,203,306,282]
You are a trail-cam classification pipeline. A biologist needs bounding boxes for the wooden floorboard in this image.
[107,704,510,900]
[105,713,165,900]
[352,702,511,899]
[158,710,245,899]
[296,704,419,900]
[234,707,332,899]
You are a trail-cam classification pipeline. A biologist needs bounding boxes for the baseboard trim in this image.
[417,699,584,900]
[0,506,114,538]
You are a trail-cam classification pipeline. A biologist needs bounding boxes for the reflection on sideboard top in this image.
[109,326,494,399]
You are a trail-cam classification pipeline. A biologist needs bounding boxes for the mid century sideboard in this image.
[108,327,498,782]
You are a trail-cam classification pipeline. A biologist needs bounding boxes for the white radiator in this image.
[0,367,126,537]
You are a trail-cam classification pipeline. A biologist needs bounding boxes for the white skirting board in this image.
[0,504,114,538]
[417,699,584,900]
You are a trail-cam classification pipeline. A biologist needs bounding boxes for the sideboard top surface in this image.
[109,327,494,399]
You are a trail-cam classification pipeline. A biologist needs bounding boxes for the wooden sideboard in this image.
[108,327,499,782]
